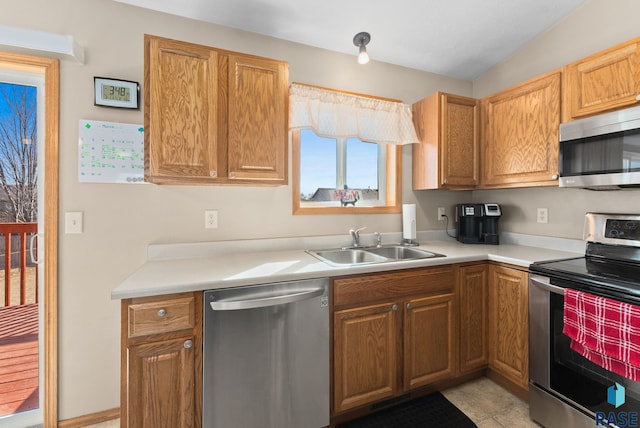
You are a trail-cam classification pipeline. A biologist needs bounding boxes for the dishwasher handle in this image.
[209,286,325,311]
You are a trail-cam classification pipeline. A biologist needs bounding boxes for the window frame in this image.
[292,129,402,215]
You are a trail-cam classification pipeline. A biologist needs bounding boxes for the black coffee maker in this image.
[455,203,501,244]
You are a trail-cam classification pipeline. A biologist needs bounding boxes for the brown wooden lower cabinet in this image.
[488,263,529,390]
[119,261,531,425]
[121,292,202,428]
[333,302,400,412]
[128,336,196,427]
[458,263,489,373]
[331,266,457,414]
[404,293,457,388]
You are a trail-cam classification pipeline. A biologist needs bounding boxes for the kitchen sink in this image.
[310,249,389,266]
[307,245,445,266]
[365,246,445,260]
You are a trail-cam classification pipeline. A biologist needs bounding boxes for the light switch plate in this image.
[65,211,83,234]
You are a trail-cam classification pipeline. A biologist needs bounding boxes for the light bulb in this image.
[358,46,369,64]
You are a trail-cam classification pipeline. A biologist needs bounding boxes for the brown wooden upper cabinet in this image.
[480,70,561,188]
[564,37,640,122]
[144,35,289,185]
[412,92,479,190]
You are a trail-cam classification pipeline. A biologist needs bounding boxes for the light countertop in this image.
[112,232,584,300]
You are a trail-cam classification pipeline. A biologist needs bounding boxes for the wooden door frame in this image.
[0,51,59,427]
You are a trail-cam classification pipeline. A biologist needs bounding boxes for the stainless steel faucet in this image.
[349,227,366,247]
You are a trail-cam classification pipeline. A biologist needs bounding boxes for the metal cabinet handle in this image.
[443,179,448,185]
[157,309,167,318]
[406,303,412,310]
[636,94,640,101]
[210,170,217,177]
[551,174,559,180]
[392,304,398,311]
[184,340,193,349]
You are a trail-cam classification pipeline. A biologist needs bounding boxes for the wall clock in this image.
[94,77,139,109]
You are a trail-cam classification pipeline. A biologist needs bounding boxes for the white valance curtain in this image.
[289,83,419,145]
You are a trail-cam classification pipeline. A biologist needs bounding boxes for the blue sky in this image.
[0,82,36,121]
[299,129,378,196]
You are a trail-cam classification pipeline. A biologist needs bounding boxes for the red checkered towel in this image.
[563,288,640,381]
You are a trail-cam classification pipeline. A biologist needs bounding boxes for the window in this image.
[293,129,401,214]
[289,83,418,215]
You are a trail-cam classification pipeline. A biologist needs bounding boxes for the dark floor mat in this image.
[336,392,477,428]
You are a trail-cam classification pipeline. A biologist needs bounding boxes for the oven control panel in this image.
[584,213,640,247]
[605,219,640,240]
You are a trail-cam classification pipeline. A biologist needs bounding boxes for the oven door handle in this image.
[530,275,565,295]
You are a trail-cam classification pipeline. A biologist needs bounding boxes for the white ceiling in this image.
[114,0,587,80]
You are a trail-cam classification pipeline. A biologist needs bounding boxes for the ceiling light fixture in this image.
[353,32,371,65]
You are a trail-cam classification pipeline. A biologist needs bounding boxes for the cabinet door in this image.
[488,265,529,389]
[441,94,479,188]
[412,92,479,189]
[333,302,399,413]
[145,36,218,183]
[481,71,560,187]
[128,336,196,428]
[227,55,288,183]
[565,40,640,121]
[403,293,456,390]
[459,264,489,373]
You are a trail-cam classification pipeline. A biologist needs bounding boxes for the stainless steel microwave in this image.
[559,105,640,189]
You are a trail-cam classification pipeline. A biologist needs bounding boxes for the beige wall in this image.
[3,0,640,421]
[3,0,472,420]
[471,0,640,239]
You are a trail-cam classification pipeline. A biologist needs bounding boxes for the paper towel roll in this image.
[402,204,416,240]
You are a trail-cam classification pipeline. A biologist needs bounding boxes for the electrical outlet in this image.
[537,208,549,224]
[437,207,446,221]
[205,210,218,229]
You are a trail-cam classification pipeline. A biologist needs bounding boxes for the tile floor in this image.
[443,377,541,428]
[85,377,540,428]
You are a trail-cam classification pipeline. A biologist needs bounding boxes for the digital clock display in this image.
[102,84,131,102]
[94,77,138,109]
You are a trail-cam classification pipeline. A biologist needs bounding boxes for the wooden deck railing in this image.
[0,223,37,306]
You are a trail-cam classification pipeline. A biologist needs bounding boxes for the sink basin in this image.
[365,246,445,260]
[307,245,445,266]
[308,249,388,266]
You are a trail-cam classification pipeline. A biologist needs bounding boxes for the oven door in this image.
[529,275,640,428]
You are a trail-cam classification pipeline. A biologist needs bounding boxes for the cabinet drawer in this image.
[128,295,195,338]
[333,266,455,306]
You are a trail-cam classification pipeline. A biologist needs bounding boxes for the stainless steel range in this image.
[529,213,640,428]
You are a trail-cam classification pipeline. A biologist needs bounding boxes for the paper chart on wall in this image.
[78,119,145,183]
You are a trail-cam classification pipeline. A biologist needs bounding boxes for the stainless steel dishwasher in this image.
[203,278,329,428]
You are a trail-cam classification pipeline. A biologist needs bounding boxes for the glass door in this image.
[0,69,44,428]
